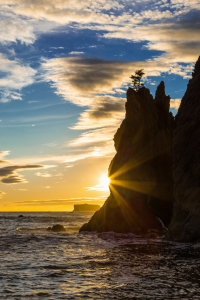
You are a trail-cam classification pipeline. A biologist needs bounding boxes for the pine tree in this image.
[130,69,145,91]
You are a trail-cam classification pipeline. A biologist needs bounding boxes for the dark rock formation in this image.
[80,82,174,234]
[73,204,100,212]
[49,224,66,232]
[168,56,200,242]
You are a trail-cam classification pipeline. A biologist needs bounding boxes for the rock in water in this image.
[51,224,66,232]
[80,83,174,234]
[168,56,200,242]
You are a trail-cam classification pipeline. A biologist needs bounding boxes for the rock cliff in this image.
[168,56,200,242]
[80,82,174,234]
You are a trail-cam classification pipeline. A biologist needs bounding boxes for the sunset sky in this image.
[0,0,199,211]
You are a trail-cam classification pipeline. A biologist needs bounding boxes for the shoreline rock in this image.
[80,82,174,234]
[168,56,200,242]
[48,224,66,232]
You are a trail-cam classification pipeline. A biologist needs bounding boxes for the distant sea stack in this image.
[80,82,174,234]
[168,56,200,242]
[73,204,100,212]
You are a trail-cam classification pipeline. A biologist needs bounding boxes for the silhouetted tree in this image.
[130,69,145,91]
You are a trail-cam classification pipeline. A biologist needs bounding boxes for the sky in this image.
[0,0,199,211]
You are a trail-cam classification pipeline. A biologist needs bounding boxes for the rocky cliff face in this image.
[168,56,200,242]
[80,82,174,234]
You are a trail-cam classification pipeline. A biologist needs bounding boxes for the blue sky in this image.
[0,0,199,210]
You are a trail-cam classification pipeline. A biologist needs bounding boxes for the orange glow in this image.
[100,174,110,190]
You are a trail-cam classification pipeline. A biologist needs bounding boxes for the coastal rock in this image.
[168,56,200,242]
[80,82,174,234]
[50,224,66,232]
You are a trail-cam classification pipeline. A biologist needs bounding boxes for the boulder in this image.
[50,224,66,232]
[168,56,200,242]
[80,82,174,234]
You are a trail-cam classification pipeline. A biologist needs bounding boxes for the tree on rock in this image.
[130,69,145,91]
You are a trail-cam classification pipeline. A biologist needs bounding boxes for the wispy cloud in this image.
[0,191,6,198]
[0,164,44,184]
[35,172,52,177]
[13,196,107,206]
[69,51,85,55]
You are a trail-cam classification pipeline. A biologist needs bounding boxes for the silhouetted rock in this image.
[80,83,174,234]
[18,215,24,218]
[51,224,66,232]
[73,204,100,212]
[168,56,200,242]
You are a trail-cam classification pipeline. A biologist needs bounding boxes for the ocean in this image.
[0,212,200,299]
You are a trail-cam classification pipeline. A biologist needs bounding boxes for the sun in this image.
[100,174,110,190]
[86,174,111,191]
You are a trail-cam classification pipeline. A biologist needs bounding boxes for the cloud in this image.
[170,99,182,109]
[0,164,43,177]
[0,151,10,164]
[0,15,36,44]
[42,57,129,106]
[13,196,107,206]
[0,164,44,184]
[8,154,87,165]
[0,0,199,68]
[0,0,198,109]
[100,12,200,64]
[28,100,39,104]
[42,55,193,159]
[8,114,74,124]
[68,127,116,147]
[1,174,25,184]
[0,53,36,102]
[35,172,52,177]
[86,98,125,120]
[0,0,198,166]
[71,97,125,130]
[42,56,191,108]
[69,51,85,55]
[1,0,124,25]
[0,191,6,198]
[0,151,10,158]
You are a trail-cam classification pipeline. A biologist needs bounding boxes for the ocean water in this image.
[0,212,200,299]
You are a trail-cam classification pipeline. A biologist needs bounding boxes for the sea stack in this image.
[80,83,174,234]
[168,56,200,242]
